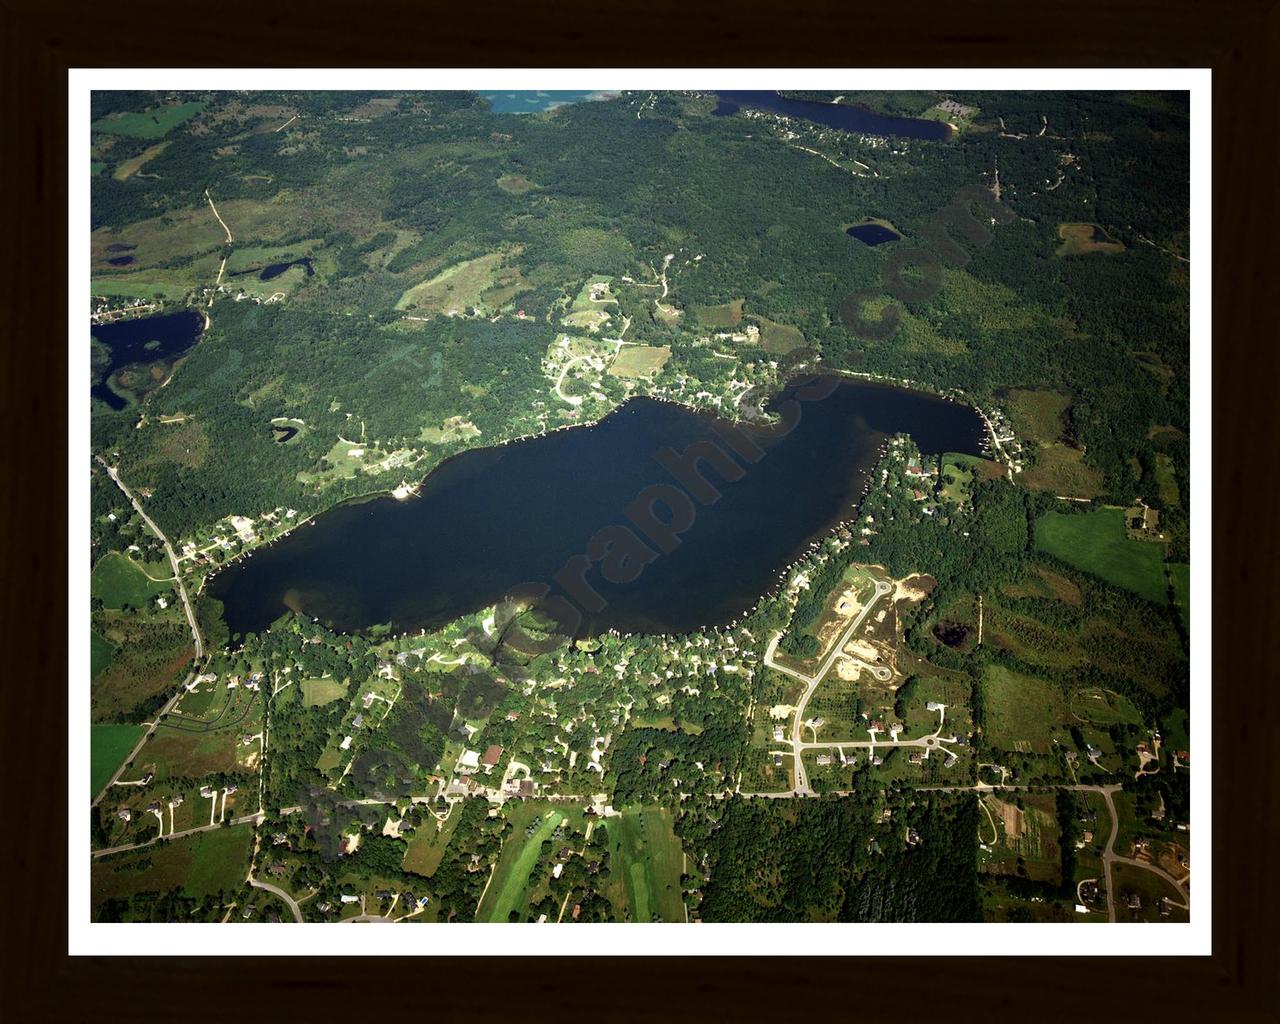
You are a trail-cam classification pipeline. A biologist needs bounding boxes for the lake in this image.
[90,309,205,411]
[713,91,950,141]
[208,377,986,640]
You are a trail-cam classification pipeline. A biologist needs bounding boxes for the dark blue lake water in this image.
[713,91,950,141]
[208,378,986,639]
[90,310,205,411]
[847,223,902,246]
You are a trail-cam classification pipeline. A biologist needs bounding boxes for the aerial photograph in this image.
[86,85,1193,928]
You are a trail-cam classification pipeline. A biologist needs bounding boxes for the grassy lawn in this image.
[402,804,463,878]
[981,665,1069,754]
[93,101,205,139]
[1034,507,1168,604]
[91,723,145,796]
[603,806,685,922]
[476,805,563,922]
[301,676,348,707]
[91,552,173,609]
[91,630,115,679]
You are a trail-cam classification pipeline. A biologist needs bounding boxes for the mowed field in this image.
[301,677,348,707]
[91,552,173,610]
[476,804,565,922]
[91,724,146,797]
[1034,507,1168,604]
[92,826,251,918]
[603,806,685,922]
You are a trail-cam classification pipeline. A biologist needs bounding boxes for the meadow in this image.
[93,101,205,139]
[981,665,1070,754]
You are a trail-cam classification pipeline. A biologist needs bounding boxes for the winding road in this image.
[764,579,893,794]
[91,458,206,807]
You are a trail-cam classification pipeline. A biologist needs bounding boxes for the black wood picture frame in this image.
[3,0,1275,1018]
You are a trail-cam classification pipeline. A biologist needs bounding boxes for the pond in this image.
[208,377,987,640]
[713,91,950,141]
[90,309,205,411]
[846,222,902,246]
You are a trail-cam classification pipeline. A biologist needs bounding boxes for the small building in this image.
[339,735,353,751]
[482,745,504,769]
[117,808,132,822]
[459,749,480,771]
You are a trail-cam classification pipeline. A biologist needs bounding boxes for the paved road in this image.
[249,876,303,923]
[92,812,262,858]
[764,579,892,794]
[91,459,206,808]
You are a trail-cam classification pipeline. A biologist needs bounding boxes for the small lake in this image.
[260,257,314,281]
[90,309,205,411]
[481,91,619,114]
[847,222,902,246]
[208,378,986,639]
[713,91,950,141]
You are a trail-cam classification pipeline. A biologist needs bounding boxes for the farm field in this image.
[978,792,1062,884]
[1034,507,1168,604]
[91,723,146,796]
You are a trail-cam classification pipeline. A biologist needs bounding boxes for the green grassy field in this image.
[604,806,685,922]
[92,101,205,139]
[476,805,563,922]
[91,723,145,796]
[91,630,115,679]
[301,677,348,707]
[981,665,1069,754]
[93,826,252,916]
[91,552,172,610]
[1034,507,1168,604]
